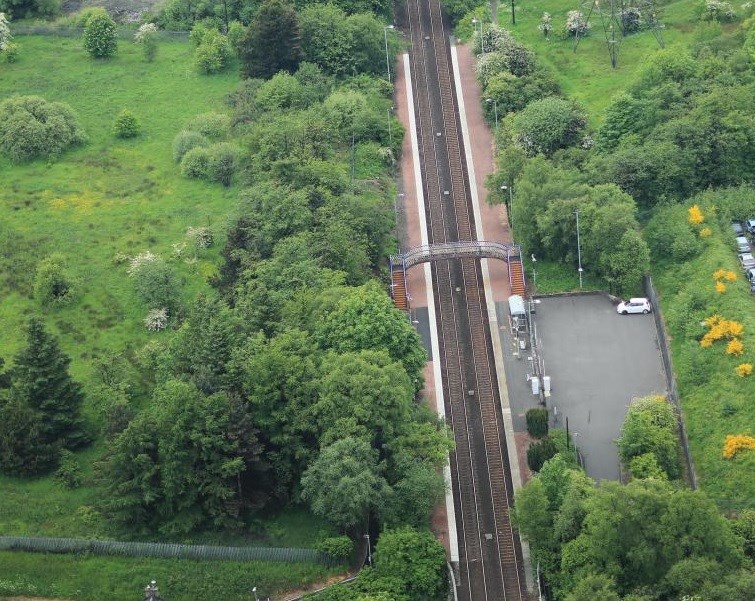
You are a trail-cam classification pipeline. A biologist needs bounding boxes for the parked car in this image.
[736,236,750,253]
[617,298,652,315]
[740,253,755,270]
[747,268,755,282]
[733,221,745,236]
[746,219,755,235]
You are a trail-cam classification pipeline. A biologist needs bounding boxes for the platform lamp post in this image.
[575,210,584,289]
[252,586,259,601]
[472,17,484,54]
[485,97,498,128]
[364,533,373,566]
[500,184,513,231]
[384,25,394,83]
[531,254,537,290]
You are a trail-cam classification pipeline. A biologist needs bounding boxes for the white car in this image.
[739,253,755,270]
[617,298,652,315]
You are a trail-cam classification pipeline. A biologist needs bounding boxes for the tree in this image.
[239,0,301,79]
[10,318,89,450]
[299,4,351,77]
[131,258,181,313]
[33,253,77,305]
[0,398,58,475]
[600,228,650,294]
[0,95,85,162]
[0,0,58,19]
[300,437,389,532]
[513,478,553,549]
[83,10,118,59]
[194,28,232,74]
[512,97,587,156]
[381,462,446,528]
[371,527,447,600]
[0,11,11,52]
[314,283,427,390]
[134,23,158,62]
[113,109,140,139]
[565,574,620,601]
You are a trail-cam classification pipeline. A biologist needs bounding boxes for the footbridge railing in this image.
[391,241,521,269]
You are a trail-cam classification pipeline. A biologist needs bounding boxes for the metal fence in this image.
[644,275,698,489]
[0,536,336,566]
[12,25,189,39]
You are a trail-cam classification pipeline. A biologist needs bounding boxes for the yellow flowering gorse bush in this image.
[723,434,755,459]
[735,363,753,377]
[688,204,705,225]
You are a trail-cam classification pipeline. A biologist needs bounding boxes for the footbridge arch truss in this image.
[389,241,526,310]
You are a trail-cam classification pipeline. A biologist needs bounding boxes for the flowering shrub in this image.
[83,10,117,59]
[727,339,744,355]
[688,204,705,225]
[621,6,642,33]
[127,251,158,276]
[564,11,591,36]
[722,434,755,458]
[735,362,753,377]
[134,23,158,62]
[144,308,169,331]
[702,0,737,20]
[715,281,726,293]
[700,315,744,348]
[538,13,552,38]
[699,227,712,238]
[187,226,213,249]
[0,12,12,52]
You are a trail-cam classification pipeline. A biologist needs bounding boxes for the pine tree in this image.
[0,399,58,476]
[239,0,301,79]
[10,318,90,450]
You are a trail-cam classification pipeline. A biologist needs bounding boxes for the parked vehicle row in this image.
[732,221,755,293]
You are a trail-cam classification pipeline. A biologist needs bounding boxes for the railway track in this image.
[399,0,527,599]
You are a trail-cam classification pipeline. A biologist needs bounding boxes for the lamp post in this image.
[364,533,373,566]
[485,98,498,128]
[531,254,537,290]
[501,184,513,231]
[387,106,393,146]
[472,17,484,54]
[384,25,394,83]
[252,586,259,601]
[574,210,583,289]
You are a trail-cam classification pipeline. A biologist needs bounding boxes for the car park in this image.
[740,253,755,270]
[733,221,745,236]
[617,298,652,315]
[736,236,750,253]
[747,219,755,235]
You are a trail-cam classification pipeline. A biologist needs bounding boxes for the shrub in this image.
[0,95,85,162]
[526,408,549,438]
[172,130,209,162]
[527,436,557,472]
[188,111,230,139]
[688,204,705,224]
[209,142,240,186]
[621,6,642,33]
[113,109,140,139]
[512,97,587,156]
[33,253,77,305]
[0,11,12,51]
[83,11,117,58]
[702,0,737,20]
[134,22,158,62]
[54,449,82,488]
[194,29,232,74]
[316,536,353,562]
[180,146,213,179]
[186,226,213,249]
[735,363,753,377]
[722,434,755,458]
[538,12,553,37]
[4,40,17,62]
[144,308,169,331]
[127,250,158,276]
[131,259,180,312]
[565,10,591,36]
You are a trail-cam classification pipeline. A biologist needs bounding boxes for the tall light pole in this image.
[501,184,513,231]
[252,586,259,601]
[531,254,537,290]
[511,0,516,25]
[486,97,498,128]
[472,17,484,54]
[364,533,373,566]
[384,25,394,83]
[574,210,583,289]
[387,106,393,146]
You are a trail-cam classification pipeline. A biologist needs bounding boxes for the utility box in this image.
[542,376,551,397]
[509,294,527,334]
[531,376,540,396]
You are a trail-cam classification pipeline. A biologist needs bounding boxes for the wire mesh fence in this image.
[0,536,336,566]
[11,25,189,39]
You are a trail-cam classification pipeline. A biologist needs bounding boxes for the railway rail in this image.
[398,0,527,599]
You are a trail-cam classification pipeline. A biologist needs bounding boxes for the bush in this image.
[4,40,17,62]
[113,109,140,139]
[565,10,591,36]
[54,449,82,488]
[188,111,230,139]
[172,130,209,162]
[702,0,737,20]
[316,536,353,562]
[134,22,158,62]
[209,142,240,186]
[144,307,169,331]
[621,6,642,33]
[527,436,558,472]
[194,29,232,74]
[180,146,213,179]
[33,253,77,305]
[484,67,559,116]
[130,259,180,312]
[0,95,85,162]
[526,408,549,438]
[83,11,117,58]
[513,97,587,156]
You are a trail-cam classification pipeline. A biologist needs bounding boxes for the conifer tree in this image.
[10,318,89,450]
[239,0,301,79]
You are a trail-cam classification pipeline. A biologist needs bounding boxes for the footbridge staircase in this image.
[389,241,526,310]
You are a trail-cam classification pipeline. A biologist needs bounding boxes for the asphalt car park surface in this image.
[499,293,668,482]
